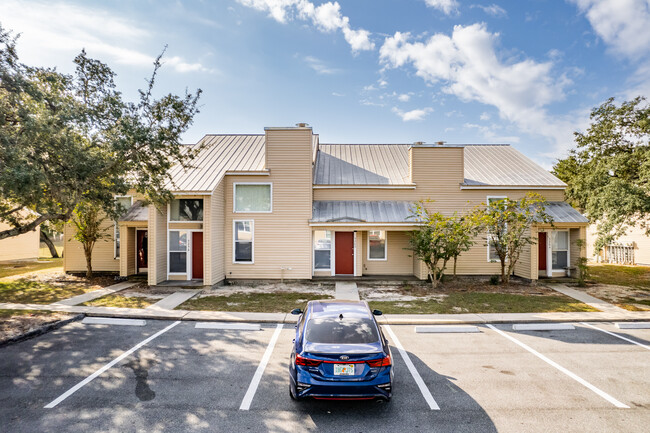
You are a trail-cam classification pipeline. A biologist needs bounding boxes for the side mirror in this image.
[291,308,303,315]
[372,309,383,316]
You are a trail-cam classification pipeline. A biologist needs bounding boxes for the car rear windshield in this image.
[305,317,380,344]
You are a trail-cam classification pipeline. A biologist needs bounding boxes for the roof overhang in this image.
[460,185,566,190]
[313,184,416,189]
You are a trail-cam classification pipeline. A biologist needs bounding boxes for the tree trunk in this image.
[453,256,458,277]
[40,230,59,258]
[500,260,507,285]
[83,244,94,279]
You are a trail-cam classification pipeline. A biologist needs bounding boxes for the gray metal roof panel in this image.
[311,200,417,223]
[167,135,265,192]
[546,202,589,223]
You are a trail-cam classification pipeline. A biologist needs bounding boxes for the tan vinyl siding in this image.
[355,232,363,276]
[362,231,413,275]
[0,222,40,262]
[63,218,119,273]
[587,222,650,265]
[149,204,167,285]
[225,128,313,279]
[205,187,225,285]
[513,229,532,280]
[119,227,137,277]
[570,227,583,269]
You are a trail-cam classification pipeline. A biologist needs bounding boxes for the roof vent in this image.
[413,141,425,146]
[436,141,445,146]
[296,122,309,128]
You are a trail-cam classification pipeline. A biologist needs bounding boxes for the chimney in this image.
[296,122,309,128]
[436,141,445,146]
[413,141,425,146]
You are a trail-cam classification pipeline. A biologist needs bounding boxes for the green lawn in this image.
[0,279,98,304]
[82,294,158,309]
[367,292,598,314]
[588,264,650,289]
[0,258,63,279]
[178,292,334,313]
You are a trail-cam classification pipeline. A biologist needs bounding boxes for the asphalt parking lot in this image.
[0,319,648,432]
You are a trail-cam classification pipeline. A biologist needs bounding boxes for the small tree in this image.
[476,193,553,284]
[574,238,590,287]
[70,202,112,278]
[447,214,478,278]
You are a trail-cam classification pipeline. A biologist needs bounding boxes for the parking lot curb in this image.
[0,314,85,348]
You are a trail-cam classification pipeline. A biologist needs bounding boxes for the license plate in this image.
[334,364,355,376]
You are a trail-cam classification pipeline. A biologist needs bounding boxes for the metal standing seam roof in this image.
[119,200,148,222]
[166,135,266,192]
[311,201,417,223]
[545,202,589,223]
[312,144,566,187]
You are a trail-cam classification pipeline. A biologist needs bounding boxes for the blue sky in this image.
[1,0,649,168]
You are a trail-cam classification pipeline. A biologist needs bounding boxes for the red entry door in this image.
[335,232,354,275]
[538,232,547,271]
[192,232,204,279]
[137,230,148,271]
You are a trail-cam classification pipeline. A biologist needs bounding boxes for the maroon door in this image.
[335,232,354,275]
[137,230,148,271]
[192,232,204,279]
[538,232,547,271]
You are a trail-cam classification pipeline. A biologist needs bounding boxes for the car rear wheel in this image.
[289,385,297,401]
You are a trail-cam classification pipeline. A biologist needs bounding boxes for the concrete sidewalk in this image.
[2,300,650,324]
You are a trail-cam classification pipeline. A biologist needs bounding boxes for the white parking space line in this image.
[44,321,181,409]
[195,322,261,331]
[415,325,481,333]
[512,323,575,331]
[486,324,629,409]
[239,324,283,411]
[580,322,650,351]
[82,317,146,326]
[383,325,440,410]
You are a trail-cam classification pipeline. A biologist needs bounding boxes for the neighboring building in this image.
[587,223,650,265]
[63,125,588,284]
[0,221,40,262]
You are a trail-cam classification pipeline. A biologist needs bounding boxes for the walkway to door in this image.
[334,282,360,301]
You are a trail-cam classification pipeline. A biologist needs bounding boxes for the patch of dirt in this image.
[357,277,555,302]
[577,283,650,311]
[195,282,336,299]
[1,268,117,288]
[0,312,73,342]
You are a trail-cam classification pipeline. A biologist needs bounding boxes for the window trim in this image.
[233,220,255,264]
[486,196,507,263]
[367,230,388,261]
[551,229,570,271]
[167,229,190,276]
[114,195,133,259]
[167,198,205,223]
[233,182,273,214]
[313,230,333,272]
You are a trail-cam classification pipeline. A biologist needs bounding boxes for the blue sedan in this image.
[289,300,393,401]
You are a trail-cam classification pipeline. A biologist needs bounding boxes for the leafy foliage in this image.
[70,202,112,278]
[0,25,202,239]
[474,193,553,284]
[553,96,650,251]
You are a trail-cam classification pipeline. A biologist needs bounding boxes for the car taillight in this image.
[295,355,322,367]
[367,355,391,368]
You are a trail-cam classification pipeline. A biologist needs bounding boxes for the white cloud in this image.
[472,4,507,17]
[379,24,572,151]
[570,0,650,60]
[0,0,211,74]
[480,112,490,121]
[238,0,374,52]
[303,55,341,74]
[463,122,520,143]
[392,107,433,121]
[398,93,411,102]
[424,0,459,15]
[332,92,345,97]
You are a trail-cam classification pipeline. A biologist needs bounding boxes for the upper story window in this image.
[170,199,203,221]
[368,230,387,260]
[234,183,272,213]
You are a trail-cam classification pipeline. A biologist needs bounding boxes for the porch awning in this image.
[545,202,589,223]
[119,200,148,222]
[311,201,417,224]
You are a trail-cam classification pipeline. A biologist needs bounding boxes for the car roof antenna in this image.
[339,313,344,320]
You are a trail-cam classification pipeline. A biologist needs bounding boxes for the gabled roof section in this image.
[119,200,148,222]
[545,202,589,224]
[463,145,566,187]
[167,135,265,192]
[314,144,411,185]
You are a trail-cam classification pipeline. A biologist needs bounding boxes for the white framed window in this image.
[486,196,507,262]
[233,220,254,263]
[313,230,332,270]
[551,230,569,270]
[234,183,272,213]
[368,230,387,261]
[169,198,203,222]
[169,230,189,273]
[114,196,132,258]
